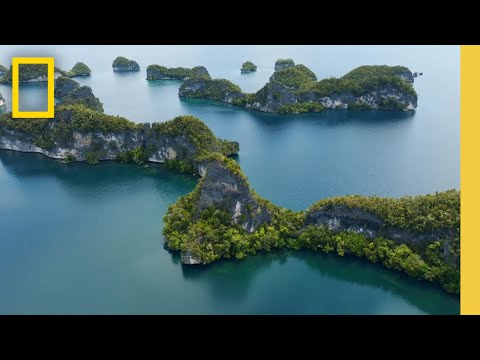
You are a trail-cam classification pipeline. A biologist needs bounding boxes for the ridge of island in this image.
[178,61,418,113]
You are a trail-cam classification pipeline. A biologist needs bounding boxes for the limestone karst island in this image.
[176,60,417,113]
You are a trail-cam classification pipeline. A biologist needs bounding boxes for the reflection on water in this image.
[179,249,458,314]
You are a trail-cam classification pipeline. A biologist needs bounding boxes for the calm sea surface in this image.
[0,46,460,314]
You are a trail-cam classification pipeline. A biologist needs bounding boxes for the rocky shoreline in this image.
[179,61,418,113]
[163,154,459,294]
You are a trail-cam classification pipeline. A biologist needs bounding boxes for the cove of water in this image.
[0,46,460,314]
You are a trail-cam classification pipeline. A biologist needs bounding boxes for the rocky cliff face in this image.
[304,203,458,268]
[195,160,271,232]
[182,77,417,113]
[164,157,272,264]
[113,63,140,72]
[0,64,7,76]
[0,109,239,172]
[398,71,414,83]
[55,77,80,98]
[298,84,417,111]
[55,76,103,112]
[305,205,454,247]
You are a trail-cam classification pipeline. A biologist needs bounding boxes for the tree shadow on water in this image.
[0,150,196,199]
[176,247,459,314]
[177,250,287,304]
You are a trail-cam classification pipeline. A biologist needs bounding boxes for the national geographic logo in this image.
[11,57,55,118]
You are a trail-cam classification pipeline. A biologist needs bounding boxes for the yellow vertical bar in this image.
[12,58,19,116]
[48,58,55,118]
[461,45,480,314]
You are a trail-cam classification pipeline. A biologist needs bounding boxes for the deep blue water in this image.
[0,46,460,314]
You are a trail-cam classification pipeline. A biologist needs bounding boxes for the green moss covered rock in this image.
[241,61,257,74]
[147,65,210,80]
[112,57,140,72]
[66,62,91,77]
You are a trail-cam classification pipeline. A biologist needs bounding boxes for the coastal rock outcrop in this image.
[274,58,295,71]
[0,92,5,109]
[112,57,140,72]
[65,62,91,77]
[54,76,103,112]
[164,155,272,264]
[179,78,244,104]
[163,155,459,294]
[241,61,257,74]
[61,86,104,112]
[147,65,210,80]
[195,158,271,231]
[0,108,238,173]
[179,62,418,113]
[55,76,80,98]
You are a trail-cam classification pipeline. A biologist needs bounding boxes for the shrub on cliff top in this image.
[306,75,417,98]
[241,61,257,72]
[271,64,317,90]
[147,65,210,80]
[342,65,412,81]
[179,78,242,101]
[151,115,238,159]
[309,190,460,234]
[275,58,295,65]
[113,56,135,67]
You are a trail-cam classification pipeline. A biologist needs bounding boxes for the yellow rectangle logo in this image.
[12,57,55,118]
